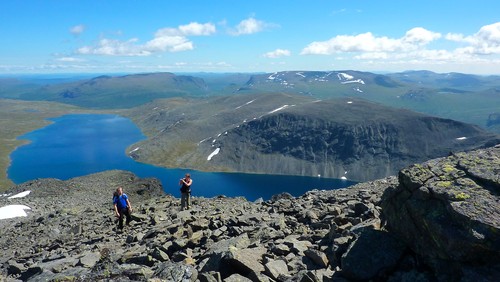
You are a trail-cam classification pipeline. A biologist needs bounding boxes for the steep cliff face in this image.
[126,94,499,182]
[206,99,499,181]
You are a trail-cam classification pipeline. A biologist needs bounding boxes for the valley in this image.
[0,70,499,190]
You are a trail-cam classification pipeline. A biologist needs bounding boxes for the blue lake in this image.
[7,114,355,200]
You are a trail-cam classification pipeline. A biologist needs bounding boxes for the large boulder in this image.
[381,145,500,276]
[341,228,406,280]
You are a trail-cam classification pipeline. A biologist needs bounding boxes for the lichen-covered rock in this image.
[381,145,500,278]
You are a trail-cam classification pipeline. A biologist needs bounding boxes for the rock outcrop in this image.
[381,144,500,281]
[0,145,499,281]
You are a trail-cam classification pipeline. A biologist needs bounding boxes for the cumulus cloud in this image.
[229,17,272,36]
[446,22,500,55]
[76,22,215,56]
[403,27,441,45]
[301,27,441,55]
[263,49,291,58]
[156,22,216,37]
[179,22,216,36]
[301,22,500,69]
[70,24,85,36]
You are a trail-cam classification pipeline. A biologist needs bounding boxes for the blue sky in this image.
[1,0,499,74]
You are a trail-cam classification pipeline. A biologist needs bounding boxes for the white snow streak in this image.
[207,148,220,161]
[456,137,467,140]
[341,79,365,85]
[129,147,140,153]
[268,105,289,114]
[8,190,31,199]
[296,72,306,78]
[235,99,256,110]
[198,137,210,145]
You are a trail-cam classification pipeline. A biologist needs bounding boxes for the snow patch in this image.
[0,205,31,220]
[268,72,277,80]
[235,99,256,110]
[347,101,353,104]
[268,105,289,114]
[296,72,306,78]
[337,73,354,80]
[129,147,140,153]
[8,190,31,199]
[198,137,210,145]
[353,87,363,93]
[341,79,365,85]
[207,148,220,161]
[456,137,467,140]
[341,176,347,180]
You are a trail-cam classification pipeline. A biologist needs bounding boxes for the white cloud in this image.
[446,22,500,55]
[144,35,193,53]
[354,52,389,59]
[301,27,441,55]
[402,27,441,45]
[179,22,216,36]
[78,38,153,56]
[56,57,85,62]
[263,49,291,58]
[230,17,268,36]
[70,24,85,36]
[77,22,215,56]
[155,22,216,37]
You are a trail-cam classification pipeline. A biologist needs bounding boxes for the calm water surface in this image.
[8,114,355,200]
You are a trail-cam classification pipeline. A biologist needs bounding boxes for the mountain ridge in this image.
[125,94,500,182]
[2,70,499,132]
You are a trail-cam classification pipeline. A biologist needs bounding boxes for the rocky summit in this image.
[0,146,499,281]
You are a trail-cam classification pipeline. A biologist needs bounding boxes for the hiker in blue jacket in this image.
[113,187,132,230]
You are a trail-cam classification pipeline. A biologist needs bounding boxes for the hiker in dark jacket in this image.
[113,187,132,230]
[179,173,193,210]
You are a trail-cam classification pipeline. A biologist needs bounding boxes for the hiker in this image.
[113,187,132,230]
[179,173,193,210]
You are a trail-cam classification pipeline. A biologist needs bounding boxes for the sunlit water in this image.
[7,114,355,200]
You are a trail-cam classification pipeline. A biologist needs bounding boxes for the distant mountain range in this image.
[1,70,498,133]
[1,70,499,181]
[124,93,499,182]
[7,73,209,108]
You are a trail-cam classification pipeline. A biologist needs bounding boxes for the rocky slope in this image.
[127,94,500,182]
[1,145,499,281]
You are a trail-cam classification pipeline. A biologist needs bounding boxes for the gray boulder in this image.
[341,229,406,281]
[382,145,500,262]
